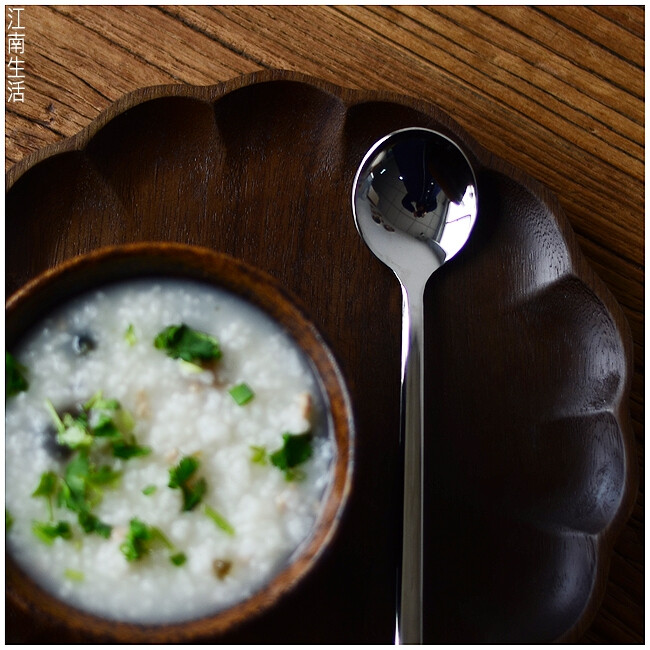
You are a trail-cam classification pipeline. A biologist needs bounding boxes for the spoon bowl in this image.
[352,127,478,644]
[353,127,477,285]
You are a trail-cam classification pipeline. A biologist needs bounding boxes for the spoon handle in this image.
[397,280,425,645]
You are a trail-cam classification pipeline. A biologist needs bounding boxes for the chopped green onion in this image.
[204,504,235,536]
[142,485,157,496]
[229,383,255,406]
[6,351,28,397]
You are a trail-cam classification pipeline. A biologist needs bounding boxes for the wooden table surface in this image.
[5,5,643,644]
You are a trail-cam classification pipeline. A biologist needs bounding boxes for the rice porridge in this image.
[5,278,334,624]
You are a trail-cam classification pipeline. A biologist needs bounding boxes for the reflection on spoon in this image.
[352,127,478,644]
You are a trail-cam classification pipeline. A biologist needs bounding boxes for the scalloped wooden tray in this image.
[5,70,637,643]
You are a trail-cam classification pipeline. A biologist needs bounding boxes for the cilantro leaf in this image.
[119,519,177,562]
[154,324,221,364]
[32,471,60,520]
[168,456,199,488]
[168,456,206,511]
[112,441,151,459]
[34,392,149,544]
[120,518,153,561]
[59,452,120,515]
[91,414,122,439]
[32,471,59,498]
[269,432,313,480]
[6,352,28,398]
[44,401,93,450]
[181,477,207,512]
[63,453,92,510]
[87,464,122,486]
[32,520,72,545]
[58,416,94,449]
[170,552,187,567]
[83,391,120,412]
[82,396,147,460]
[78,511,112,538]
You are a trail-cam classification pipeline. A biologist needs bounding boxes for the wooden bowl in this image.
[5,241,354,643]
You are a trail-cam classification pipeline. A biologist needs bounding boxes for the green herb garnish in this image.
[119,518,182,564]
[45,395,149,460]
[170,552,187,567]
[112,441,151,459]
[32,520,72,545]
[6,351,28,398]
[229,382,255,406]
[32,471,60,520]
[154,324,221,365]
[168,456,199,487]
[204,504,235,536]
[6,509,14,532]
[44,400,94,450]
[168,456,206,511]
[56,453,119,531]
[64,568,85,582]
[84,391,121,412]
[269,433,313,481]
[124,323,137,346]
[142,485,157,496]
[120,518,157,561]
[77,511,112,538]
[87,464,122,487]
[249,445,268,465]
[36,395,145,541]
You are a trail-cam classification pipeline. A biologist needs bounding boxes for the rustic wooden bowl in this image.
[5,241,354,643]
[5,71,637,643]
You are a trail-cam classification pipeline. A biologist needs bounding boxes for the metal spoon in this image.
[352,127,478,644]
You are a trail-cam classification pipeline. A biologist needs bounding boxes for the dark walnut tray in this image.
[5,70,637,643]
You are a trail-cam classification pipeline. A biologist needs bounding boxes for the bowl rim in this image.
[5,241,355,642]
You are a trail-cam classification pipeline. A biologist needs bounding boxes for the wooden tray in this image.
[5,70,637,643]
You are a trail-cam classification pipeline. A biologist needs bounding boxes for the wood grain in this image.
[5,6,643,644]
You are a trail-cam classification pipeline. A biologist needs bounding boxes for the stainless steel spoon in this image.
[352,127,478,644]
